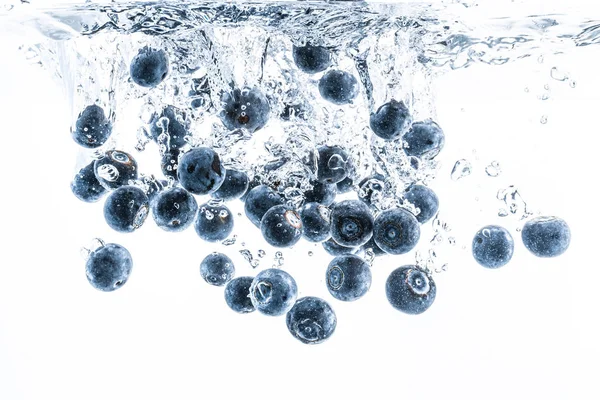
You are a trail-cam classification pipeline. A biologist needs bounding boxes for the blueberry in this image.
[71,161,107,203]
[292,44,332,74]
[404,119,445,159]
[361,236,386,257]
[72,105,112,149]
[357,173,385,206]
[471,225,514,268]
[322,238,358,256]
[386,266,436,315]
[318,70,359,105]
[286,297,337,345]
[85,243,133,292]
[369,100,412,141]
[149,106,188,151]
[250,268,298,316]
[304,180,336,206]
[326,255,371,302]
[300,202,331,243]
[261,205,303,248]
[317,145,350,184]
[151,187,198,232]
[211,169,249,201]
[160,148,180,180]
[200,252,235,287]
[403,184,439,224]
[219,87,270,133]
[244,185,285,227]
[195,202,234,242]
[336,176,354,194]
[330,200,374,247]
[224,276,255,313]
[94,150,138,190]
[522,216,571,258]
[103,186,149,233]
[239,177,260,203]
[177,147,225,195]
[130,47,169,88]
[373,208,420,255]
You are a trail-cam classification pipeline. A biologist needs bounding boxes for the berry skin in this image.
[322,238,358,256]
[472,225,514,268]
[224,277,255,313]
[72,105,112,149]
[244,185,285,227]
[357,173,385,207]
[316,145,350,184]
[304,180,336,206]
[522,216,571,258]
[369,100,412,141]
[386,266,436,315]
[149,106,188,151]
[130,47,169,88]
[177,147,225,195]
[300,202,331,243]
[250,268,298,317]
[292,44,332,74]
[373,208,421,255]
[361,236,386,257]
[219,87,270,133]
[286,296,337,345]
[261,205,303,248]
[103,186,149,233]
[195,202,234,242]
[160,148,180,181]
[71,161,107,203]
[239,177,260,203]
[211,169,249,201]
[336,176,354,194]
[403,184,439,224]
[318,70,359,105]
[200,253,235,287]
[85,243,133,292]
[326,255,372,302]
[330,200,374,247]
[403,119,445,159]
[94,150,138,190]
[151,187,198,232]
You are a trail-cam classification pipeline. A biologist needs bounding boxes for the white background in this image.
[1,2,599,400]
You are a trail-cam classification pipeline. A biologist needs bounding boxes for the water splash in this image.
[497,185,533,220]
[451,159,472,181]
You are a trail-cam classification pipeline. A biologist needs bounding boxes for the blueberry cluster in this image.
[73,41,571,346]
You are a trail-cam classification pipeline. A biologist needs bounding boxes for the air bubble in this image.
[485,161,501,177]
[97,164,120,182]
[258,250,266,258]
[222,235,237,246]
[550,67,568,81]
[540,115,548,124]
[451,159,472,181]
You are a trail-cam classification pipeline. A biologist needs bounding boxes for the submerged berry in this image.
[386,266,436,315]
[286,296,337,345]
[522,216,571,258]
[85,243,133,292]
[326,255,371,302]
[472,225,514,268]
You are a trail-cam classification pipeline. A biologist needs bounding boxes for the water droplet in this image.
[537,55,544,64]
[482,228,491,238]
[308,251,313,256]
[540,115,548,124]
[485,161,502,177]
[173,202,180,210]
[569,80,577,88]
[258,250,266,258]
[219,209,229,218]
[498,208,509,217]
[205,210,214,220]
[97,164,119,182]
[222,234,237,246]
[550,67,569,81]
[451,159,472,181]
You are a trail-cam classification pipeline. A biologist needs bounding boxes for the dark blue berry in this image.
[403,184,439,224]
[386,266,436,315]
[200,252,235,286]
[404,119,445,159]
[94,150,138,190]
[239,177,260,203]
[357,173,385,207]
[224,276,255,313]
[522,216,571,258]
[177,147,225,195]
[326,255,371,302]
[160,148,180,180]
[219,87,270,133]
[369,100,412,141]
[72,105,112,148]
[149,106,188,151]
[304,180,336,206]
[373,208,420,255]
[261,205,303,248]
[244,185,284,227]
[336,176,354,194]
[292,45,332,74]
[330,200,374,247]
[250,268,298,316]
[85,243,133,292]
[71,161,106,203]
[103,186,149,233]
[195,202,234,242]
[318,70,359,105]
[151,187,198,232]
[130,47,169,88]
[472,225,514,268]
[286,296,337,345]
[212,169,249,201]
[317,145,350,184]
[300,202,331,243]
[322,238,358,256]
